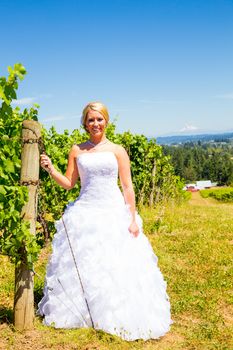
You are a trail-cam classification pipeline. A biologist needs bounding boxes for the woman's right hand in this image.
[40,154,55,174]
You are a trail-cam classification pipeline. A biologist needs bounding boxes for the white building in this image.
[184,180,217,191]
[196,180,213,190]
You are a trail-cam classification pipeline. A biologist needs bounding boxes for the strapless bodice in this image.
[74,151,124,207]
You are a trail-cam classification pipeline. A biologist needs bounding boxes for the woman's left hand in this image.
[128,221,140,238]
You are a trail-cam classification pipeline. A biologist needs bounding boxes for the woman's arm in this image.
[116,146,139,237]
[40,145,79,190]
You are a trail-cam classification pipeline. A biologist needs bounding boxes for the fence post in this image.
[149,159,157,207]
[13,120,41,330]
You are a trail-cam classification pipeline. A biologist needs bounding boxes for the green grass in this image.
[0,197,233,350]
[200,187,233,202]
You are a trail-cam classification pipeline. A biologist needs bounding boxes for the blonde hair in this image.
[81,102,109,131]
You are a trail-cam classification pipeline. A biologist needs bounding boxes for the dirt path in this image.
[189,191,217,206]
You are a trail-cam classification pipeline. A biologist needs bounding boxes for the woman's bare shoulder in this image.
[110,143,128,159]
[69,142,88,157]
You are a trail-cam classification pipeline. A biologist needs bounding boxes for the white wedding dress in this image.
[38,151,173,341]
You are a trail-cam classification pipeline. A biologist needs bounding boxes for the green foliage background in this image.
[39,121,186,240]
[0,64,185,267]
[0,64,40,267]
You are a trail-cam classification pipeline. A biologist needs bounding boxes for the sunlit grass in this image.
[1,195,233,349]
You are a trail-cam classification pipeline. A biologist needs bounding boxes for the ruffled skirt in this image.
[38,201,173,341]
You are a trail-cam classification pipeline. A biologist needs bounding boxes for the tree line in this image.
[162,142,233,185]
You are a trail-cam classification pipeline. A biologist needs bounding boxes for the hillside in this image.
[156,132,233,145]
[0,196,232,350]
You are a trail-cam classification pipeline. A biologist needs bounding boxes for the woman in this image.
[38,101,172,341]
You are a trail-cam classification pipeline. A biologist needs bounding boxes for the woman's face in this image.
[85,110,107,136]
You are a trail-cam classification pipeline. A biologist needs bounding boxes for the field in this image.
[0,192,233,350]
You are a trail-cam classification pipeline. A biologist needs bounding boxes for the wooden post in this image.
[149,159,157,208]
[14,120,41,330]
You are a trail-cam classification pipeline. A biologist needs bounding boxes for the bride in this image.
[38,101,173,341]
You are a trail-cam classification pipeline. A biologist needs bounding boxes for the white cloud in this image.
[42,115,65,122]
[215,92,233,100]
[12,94,52,106]
[179,123,199,133]
[41,114,80,122]
[139,99,185,104]
[68,115,81,119]
[111,108,132,112]
[12,97,36,105]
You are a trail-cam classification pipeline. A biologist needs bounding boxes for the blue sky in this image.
[1,0,233,136]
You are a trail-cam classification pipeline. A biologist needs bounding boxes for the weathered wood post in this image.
[149,159,157,208]
[14,120,41,330]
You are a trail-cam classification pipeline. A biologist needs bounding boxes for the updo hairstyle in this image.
[81,102,110,132]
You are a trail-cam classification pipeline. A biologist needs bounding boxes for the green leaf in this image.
[0,185,6,195]
[4,159,15,173]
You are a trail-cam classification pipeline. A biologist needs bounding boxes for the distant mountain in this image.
[155,132,233,145]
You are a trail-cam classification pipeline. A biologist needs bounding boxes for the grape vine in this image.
[1,63,186,267]
[0,64,40,267]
